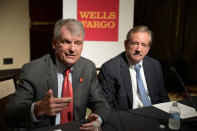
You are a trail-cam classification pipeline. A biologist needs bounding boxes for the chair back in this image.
[0,74,16,131]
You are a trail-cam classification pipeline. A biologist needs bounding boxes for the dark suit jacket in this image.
[5,53,110,129]
[98,52,169,110]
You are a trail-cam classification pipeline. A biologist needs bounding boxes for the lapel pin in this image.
[80,78,83,82]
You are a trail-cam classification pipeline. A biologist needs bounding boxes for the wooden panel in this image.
[30,26,54,60]
[29,0,62,21]
[29,0,62,60]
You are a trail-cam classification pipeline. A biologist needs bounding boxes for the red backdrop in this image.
[77,0,119,41]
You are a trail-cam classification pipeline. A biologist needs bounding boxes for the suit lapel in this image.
[46,54,58,98]
[44,54,58,124]
[71,60,83,121]
[120,53,133,108]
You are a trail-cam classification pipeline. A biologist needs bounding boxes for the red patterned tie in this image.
[60,69,73,123]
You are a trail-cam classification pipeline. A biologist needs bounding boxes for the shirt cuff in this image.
[31,102,41,122]
[98,116,103,124]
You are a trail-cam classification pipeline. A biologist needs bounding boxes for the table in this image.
[30,122,81,131]
[31,97,197,131]
[102,96,197,131]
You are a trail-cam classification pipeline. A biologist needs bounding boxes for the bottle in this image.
[168,101,181,130]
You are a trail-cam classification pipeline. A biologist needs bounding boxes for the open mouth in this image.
[65,53,76,58]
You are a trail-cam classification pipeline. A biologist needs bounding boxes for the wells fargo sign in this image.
[77,0,119,41]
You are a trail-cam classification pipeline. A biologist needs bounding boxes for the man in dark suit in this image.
[98,26,169,110]
[5,19,109,131]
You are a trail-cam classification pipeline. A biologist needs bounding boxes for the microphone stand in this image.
[111,92,128,131]
[170,67,197,112]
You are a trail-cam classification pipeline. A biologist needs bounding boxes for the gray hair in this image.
[54,19,85,41]
[126,25,153,46]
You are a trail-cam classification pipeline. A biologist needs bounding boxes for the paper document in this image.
[153,101,197,119]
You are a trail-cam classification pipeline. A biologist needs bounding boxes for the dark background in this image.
[134,0,197,92]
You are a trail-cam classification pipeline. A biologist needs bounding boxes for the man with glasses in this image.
[98,26,169,110]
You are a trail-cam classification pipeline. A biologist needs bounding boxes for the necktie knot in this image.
[134,64,141,72]
[65,68,71,75]
[63,68,71,78]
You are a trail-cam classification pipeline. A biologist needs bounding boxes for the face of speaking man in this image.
[52,26,84,67]
[124,32,150,65]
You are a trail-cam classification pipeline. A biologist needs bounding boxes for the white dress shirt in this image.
[126,57,151,109]
[55,58,72,125]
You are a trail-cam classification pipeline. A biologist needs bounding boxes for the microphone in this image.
[99,69,127,131]
[170,67,197,112]
[111,92,128,131]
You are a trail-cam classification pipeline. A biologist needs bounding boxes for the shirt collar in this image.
[126,55,143,68]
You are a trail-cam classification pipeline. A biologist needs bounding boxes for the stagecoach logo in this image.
[77,0,119,41]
